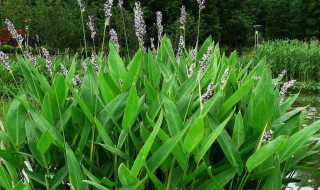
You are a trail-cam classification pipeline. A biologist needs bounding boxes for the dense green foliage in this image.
[244,40,320,82]
[0,0,319,51]
[0,36,320,189]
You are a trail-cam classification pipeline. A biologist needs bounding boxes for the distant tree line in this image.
[0,0,319,52]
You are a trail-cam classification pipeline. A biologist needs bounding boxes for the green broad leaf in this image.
[147,126,188,172]
[279,120,320,162]
[98,144,133,163]
[81,68,101,114]
[143,163,166,190]
[183,117,204,154]
[0,165,12,190]
[232,112,245,149]
[122,86,139,130]
[83,180,110,190]
[237,60,254,80]
[25,120,47,168]
[37,130,53,154]
[163,95,184,136]
[12,181,26,190]
[82,166,100,184]
[17,55,44,103]
[219,79,254,118]
[98,73,115,104]
[101,177,116,188]
[217,129,244,173]
[118,164,142,189]
[131,113,163,176]
[123,50,142,90]
[41,93,54,124]
[66,144,84,190]
[145,116,187,171]
[246,136,287,172]
[23,170,46,186]
[195,112,233,163]
[177,163,207,187]
[18,102,65,150]
[280,93,299,113]
[273,107,305,125]
[144,78,157,103]
[264,155,281,189]
[246,68,275,134]
[66,59,77,83]
[49,166,68,190]
[175,75,197,103]
[108,41,127,88]
[51,73,68,113]
[6,99,28,146]
[68,83,114,147]
[197,167,237,190]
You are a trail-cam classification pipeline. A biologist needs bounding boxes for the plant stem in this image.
[81,12,88,57]
[121,8,130,60]
[102,22,107,53]
[195,8,201,55]
[166,158,176,190]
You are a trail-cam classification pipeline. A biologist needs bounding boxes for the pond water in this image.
[286,92,320,190]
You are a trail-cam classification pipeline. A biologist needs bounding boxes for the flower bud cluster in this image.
[134,1,146,50]
[179,6,186,30]
[176,35,185,62]
[110,29,120,51]
[202,82,214,103]
[0,51,11,72]
[261,130,273,145]
[104,0,113,26]
[87,16,96,39]
[220,67,230,89]
[150,38,157,56]
[91,53,99,72]
[198,46,213,75]
[5,19,24,45]
[41,47,53,75]
[78,0,85,12]
[156,11,163,38]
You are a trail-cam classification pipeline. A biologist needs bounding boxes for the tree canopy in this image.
[0,0,319,51]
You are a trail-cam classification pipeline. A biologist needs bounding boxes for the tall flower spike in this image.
[82,60,88,71]
[198,45,213,75]
[261,130,273,145]
[197,0,205,10]
[73,75,82,86]
[220,67,230,89]
[110,29,120,51]
[104,0,113,26]
[278,69,287,80]
[191,49,196,63]
[60,63,68,77]
[179,6,186,30]
[24,49,38,67]
[118,0,123,9]
[279,79,296,104]
[202,82,214,103]
[0,51,11,72]
[91,53,99,72]
[134,1,146,51]
[150,38,157,56]
[156,11,163,38]
[41,47,53,75]
[87,16,96,39]
[176,35,185,62]
[78,0,85,12]
[188,64,195,78]
[5,19,24,45]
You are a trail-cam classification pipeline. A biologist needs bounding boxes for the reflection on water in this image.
[286,92,320,190]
